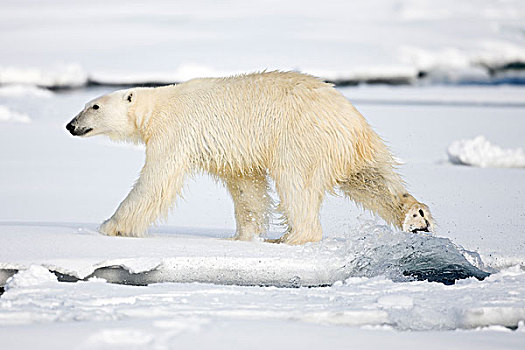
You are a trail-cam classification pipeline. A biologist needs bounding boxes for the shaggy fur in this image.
[66,71,434,245]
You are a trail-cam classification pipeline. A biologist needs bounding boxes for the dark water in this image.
[332,223,490,285]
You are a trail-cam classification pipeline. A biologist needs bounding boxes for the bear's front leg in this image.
[99,149,187,237]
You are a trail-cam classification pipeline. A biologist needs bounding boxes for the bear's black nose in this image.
[66,122,75,133]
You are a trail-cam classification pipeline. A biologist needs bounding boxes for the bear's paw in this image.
[402,203,434,234]
[99,218,141,237]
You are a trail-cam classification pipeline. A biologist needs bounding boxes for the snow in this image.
[4,265,57,290]
[448,136,525,168]
[0,220,489,287]
[0,85,53,98]
[90,63,234,86]
[1,0,525,347]
[0,64,87,88]
[1,317,524,350]
[1,0,525,86]
[0,105,31,123]
[341,85,525,106]
[0,265,524,331]
[1,83,524,348]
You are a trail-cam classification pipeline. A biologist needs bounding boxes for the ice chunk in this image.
[5,265,57,290]
[448,136,525,168]
[332,221,490,285]
[463,307,525,329]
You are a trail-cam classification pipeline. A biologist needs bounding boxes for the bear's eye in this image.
[93,104,99,110]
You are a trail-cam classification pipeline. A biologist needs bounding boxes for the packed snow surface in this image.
[1,84,525,348]
[1,264,524,332]
[448,136,525,168]
[1,0,525,86]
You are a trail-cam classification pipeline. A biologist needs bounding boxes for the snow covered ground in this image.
[1,0,525,86]
[1,0,525,348]
[1,84,524,349]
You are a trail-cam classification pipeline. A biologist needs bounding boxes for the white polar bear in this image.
[66,71,434,245]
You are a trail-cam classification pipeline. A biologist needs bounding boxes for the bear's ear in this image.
[125,92,133,103]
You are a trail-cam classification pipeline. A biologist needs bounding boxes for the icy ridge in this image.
[0,221,489,288]
[2,62,525,90]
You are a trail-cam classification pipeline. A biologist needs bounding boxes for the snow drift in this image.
[0,65,87,89]
[0,85,53,98]
[0,105,31,123]
[448,136,525,168]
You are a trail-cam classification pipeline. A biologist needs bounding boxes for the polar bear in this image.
[66,71,434,244]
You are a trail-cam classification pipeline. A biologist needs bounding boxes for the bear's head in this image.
[66,89,140,142]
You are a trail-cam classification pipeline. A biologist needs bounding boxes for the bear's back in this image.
[148,71,373,174]
[179,71,333,98]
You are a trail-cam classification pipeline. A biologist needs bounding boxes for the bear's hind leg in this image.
[339,166,403,227]
[224,172,271,241]
[339,165,434,232]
